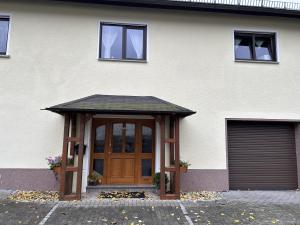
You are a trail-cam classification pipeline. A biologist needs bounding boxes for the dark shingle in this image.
[45,94,195,117]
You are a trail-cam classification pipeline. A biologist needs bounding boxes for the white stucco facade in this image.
[0,0,300,178]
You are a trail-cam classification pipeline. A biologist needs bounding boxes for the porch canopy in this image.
[45,94,195,201]
[45,94,195,117]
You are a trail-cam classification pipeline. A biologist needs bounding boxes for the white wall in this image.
[0,0,300,171]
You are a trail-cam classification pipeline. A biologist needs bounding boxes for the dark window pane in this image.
[126,29,144,59]
[142,126,153,153]
[93,159,104,175]
[95,125,105,153]
[235,35,253,60]
[0,18,9,55]
[125,123,135,153]
[142,159,152,177]
[101,25,122,59]
[112,123,123,153]
[255,36,273,61]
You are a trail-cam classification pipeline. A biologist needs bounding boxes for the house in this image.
[0,0,300,200]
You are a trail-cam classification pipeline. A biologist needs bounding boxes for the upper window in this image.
[0,17,10,55]
[99,23,147,61]
[234,31,277,62]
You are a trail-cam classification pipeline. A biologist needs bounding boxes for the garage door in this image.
[228,121,298,190]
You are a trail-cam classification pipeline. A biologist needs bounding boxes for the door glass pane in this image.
[112,123,123,153]
[101,25,122,59]
[142,126,153,153]
[0,18,9,54]
[235,35,253,60]
[125,123,135,153]
[93,159,104,176]
[126,28,144,59]
[95,125,105,153]
[142,159,152,177]
[255,36,273,61]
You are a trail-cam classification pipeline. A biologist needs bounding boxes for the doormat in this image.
[97,191,146,199]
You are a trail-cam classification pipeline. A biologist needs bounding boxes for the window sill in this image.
[0,54,10,58]
[98,58,147,63]
[235,59,279,64]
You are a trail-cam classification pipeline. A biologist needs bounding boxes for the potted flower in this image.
[180,160,191,173]
[46,156,62,174]
[88,171,102,186]
[153,172,169,190]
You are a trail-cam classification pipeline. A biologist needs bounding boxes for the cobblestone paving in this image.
[186,200,300,225]
[221,191,300,204]
[45,205,188,225]
[0,200,53,225]
[1,191,300,225]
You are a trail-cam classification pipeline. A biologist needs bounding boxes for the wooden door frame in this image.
[89,118,156,185]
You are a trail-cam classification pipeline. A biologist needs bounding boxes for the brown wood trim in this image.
[161,194,178,200]
[65,137,80,142]
[70,115,77,156]
[174,117,180,198]
[165,167,176,172]
[65,167,78,172]
[76,114,85,199]
[165,138,176,143]
[59,113,70,200]
[160,116,166,199]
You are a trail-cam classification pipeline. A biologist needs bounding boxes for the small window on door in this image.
[142,126,153,153]
[141,159,152,177]
[94,125,105,153]
[234,31,277,62]
[0,17,10,55]
[112,123,136,153]
[99,22,147,61]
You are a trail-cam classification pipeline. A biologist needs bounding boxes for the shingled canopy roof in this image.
[45,94,196,117]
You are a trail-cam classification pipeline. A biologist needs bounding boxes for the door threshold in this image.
[87,184,156,190]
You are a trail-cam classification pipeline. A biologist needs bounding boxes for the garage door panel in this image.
[228,121,298,190]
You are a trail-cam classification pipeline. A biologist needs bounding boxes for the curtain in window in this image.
[255,39,272,60]
[128,29,144,59]
[0,20,9,54]
[102,26,119,58]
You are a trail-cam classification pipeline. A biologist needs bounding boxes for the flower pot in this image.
[88,180,98,186]
[180,166,188,173]
[53,166,61,174]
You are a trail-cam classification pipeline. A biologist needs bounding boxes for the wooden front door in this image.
[90,119,155,185]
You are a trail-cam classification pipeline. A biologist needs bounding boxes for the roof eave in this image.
[44,107,196,117]
[54,0,300,18]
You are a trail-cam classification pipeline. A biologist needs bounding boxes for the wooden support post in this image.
[76,114,85,200]
[70,114,77,156]
[160,116,166,199]
[60,113,70,199]
[174,117,180,198]
[59,113,86,201]
[170,117,175,164]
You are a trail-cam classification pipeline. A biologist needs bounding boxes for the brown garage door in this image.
[228,121,298,190]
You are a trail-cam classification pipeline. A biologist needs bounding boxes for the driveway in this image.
[0,190,299,225]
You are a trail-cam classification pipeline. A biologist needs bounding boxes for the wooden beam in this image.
[65,137,80,142]
[70,114,77,156]
[76,113,85,199]
[160,116,166,199]
[174,117,180,198]
[59,113,70,200]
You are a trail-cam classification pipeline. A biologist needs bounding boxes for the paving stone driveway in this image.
[45,205,187,225]
[0,190,300,225]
